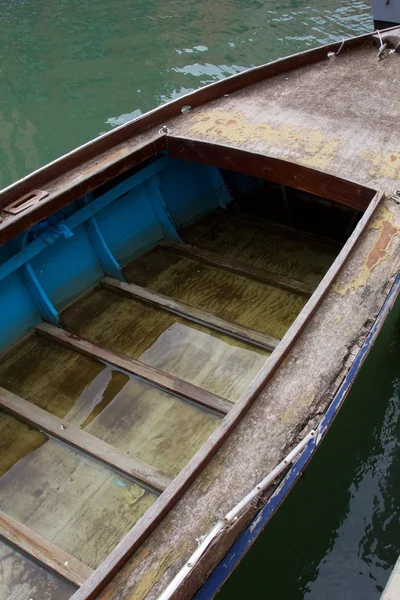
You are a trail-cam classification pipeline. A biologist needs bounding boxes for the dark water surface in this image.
[1,0,373,190]
[218,300,400,600]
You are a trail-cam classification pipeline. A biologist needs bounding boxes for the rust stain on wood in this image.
[333,206,400,296]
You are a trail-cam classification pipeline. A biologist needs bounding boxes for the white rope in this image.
[157,429,316,600]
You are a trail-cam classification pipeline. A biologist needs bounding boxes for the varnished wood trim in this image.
[36,322,233,415]
[70,191,384,600]
[159,239,315,296]
[0,386,172,494]
[102,277,280,352]
[222,210,343,253]
[166,137,375,212]
[0,510,93,586]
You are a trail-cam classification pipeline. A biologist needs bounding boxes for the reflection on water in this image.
[217,299,400,599]
[1,0,373,189]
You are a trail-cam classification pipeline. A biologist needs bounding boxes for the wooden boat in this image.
[0,27,400,600]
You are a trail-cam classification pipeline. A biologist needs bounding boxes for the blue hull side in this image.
[0,157,228,353]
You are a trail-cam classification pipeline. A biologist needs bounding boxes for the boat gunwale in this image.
[70,190,384,600]
[0,27,396,246]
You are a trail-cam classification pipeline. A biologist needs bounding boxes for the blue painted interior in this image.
[0,155,231,353]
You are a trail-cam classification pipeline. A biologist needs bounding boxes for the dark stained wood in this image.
[36,322,233,415]
[166,137,375,211]
[0,136,165,247]
[222,210,343,253]
[0,30,389,246]
[0,386,172,494]
[159,239,315,296]
[0,510,93,586]
[70,190,384,600]
[101,277,280,352]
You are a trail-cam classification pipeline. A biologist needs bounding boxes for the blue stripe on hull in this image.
[195,271,400,600]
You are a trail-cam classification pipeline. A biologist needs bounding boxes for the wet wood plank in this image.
[36,322,233,415]
[0,386,171,493]
[182,213,336,288]
[0,539,76,600]
[159,239,315,296]
[0,413,156,569]
[102,277,280,352]
[0,510,93,586]
[61,288,268,402]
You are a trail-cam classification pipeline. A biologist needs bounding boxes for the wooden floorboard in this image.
[102,277,280,352]
[36,322,233,415]
[0,510,93,586]
[0,386,172,494]
[159,239,315,296]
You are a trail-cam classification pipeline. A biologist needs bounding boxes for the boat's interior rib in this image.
[0,152,370,599]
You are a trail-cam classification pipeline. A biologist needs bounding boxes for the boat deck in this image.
[0,212,335,600]
[169,43,400,193]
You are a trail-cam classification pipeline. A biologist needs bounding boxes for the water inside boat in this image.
[0,153,366,599]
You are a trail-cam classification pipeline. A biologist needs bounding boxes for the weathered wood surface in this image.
[0,386,171,493]
[0,333,222,478]
[62,288,268,401]
[0,510,93,586]
[0,32,386,245]
[0,539,76,600]
[36,322,233,415]
[81,195,400,600]
[0,411,156,570]
[102,277,281,351]
[168,45,400,195]
[159,239,315,296]
[182,213,336,288]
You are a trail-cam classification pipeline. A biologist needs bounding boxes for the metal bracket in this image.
[19,233,60,326]
[82,195,126,281]
[145,176,182,242]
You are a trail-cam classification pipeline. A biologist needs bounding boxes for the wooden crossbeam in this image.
[36,322,233,416]
[0,386,172,494]
[159,239,315,297]
[0,510,93,586]
[102,277,280,352]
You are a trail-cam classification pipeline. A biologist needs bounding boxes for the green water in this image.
[218,299,400,600]
[1,0,373,190]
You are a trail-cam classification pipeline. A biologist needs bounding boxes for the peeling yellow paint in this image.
[189,109,344,172]
[333,206,399,296]
[360,148,400,182]
[335,314,343,324]
[122,485,146,506]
